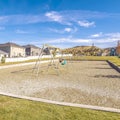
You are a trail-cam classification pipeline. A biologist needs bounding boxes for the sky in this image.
[0,0,120,48]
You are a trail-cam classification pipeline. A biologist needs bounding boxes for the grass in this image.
[0,95,120,120]
[0,56,120,67]
[67,56,120,66]
[0,58,50,66]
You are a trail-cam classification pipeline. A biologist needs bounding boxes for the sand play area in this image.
[0,61,120,109]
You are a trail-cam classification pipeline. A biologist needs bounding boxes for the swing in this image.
[61,60,67,65]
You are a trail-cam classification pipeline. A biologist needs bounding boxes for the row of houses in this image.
[0,42,43,58]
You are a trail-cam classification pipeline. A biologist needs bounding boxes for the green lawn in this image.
[0,95,120,120]
[67,56,120,66]
[0,56,120,67]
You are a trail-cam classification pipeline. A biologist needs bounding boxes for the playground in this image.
[0,60,120,109]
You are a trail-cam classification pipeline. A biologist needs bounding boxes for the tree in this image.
[1,56,6,63]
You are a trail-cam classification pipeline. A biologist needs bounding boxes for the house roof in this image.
[23,44,40,49]
[0,50,8,54]
[0,42,24,48]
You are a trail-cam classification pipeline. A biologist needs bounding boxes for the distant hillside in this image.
[62,46,103,56]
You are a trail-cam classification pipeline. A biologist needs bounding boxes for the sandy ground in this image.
[0,61,120,109]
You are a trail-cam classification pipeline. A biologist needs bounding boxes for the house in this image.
[43,47,60,55]
[0,42,25,57]
[43,47,51,55]
[23,44,41,56]
[102,48,110,56]
[0,50,9,58]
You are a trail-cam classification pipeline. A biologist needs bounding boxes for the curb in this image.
[0,92,120,113]
[107,60,120,73]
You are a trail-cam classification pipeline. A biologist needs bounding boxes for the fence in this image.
[0,54,72,63]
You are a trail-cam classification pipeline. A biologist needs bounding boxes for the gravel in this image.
[0,61,120,109]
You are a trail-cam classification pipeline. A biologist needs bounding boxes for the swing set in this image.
[33,44,67,76]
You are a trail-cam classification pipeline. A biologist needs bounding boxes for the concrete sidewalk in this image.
[0,92,120,113]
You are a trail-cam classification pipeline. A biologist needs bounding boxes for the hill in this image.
[62,46,102,56]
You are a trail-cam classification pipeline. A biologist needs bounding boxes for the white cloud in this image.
[46,38,92,44]
[105,32,120,38]
[64,27,77,33]
[78,20,95,28]
[71,39,91,43]
[45,32,120,45]
[49,27,77,34]
[15,29,29,34]
[46,10,120,29]
[64,28,72,32]
[45,11,72,25]
[49,28,60,33]
[89,32,120,43]
[0,10,107,26]
[45,11,62,23]
[90,32,103,38]
[0,14,47,25]
[13,31,120,48]
[87,32,120,48]
[0,10,118,26]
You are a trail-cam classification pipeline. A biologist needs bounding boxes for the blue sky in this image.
[0,0,120,48]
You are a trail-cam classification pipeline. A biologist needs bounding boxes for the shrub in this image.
[1,56,6,63]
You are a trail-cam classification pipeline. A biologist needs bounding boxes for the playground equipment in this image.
[59,58,67,65]
[33,44,66,76]
[11,44,67,76]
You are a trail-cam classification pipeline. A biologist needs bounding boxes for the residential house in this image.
[0,42,25,57]
[0,50,9,58]
[23,44,41,56]
[43,47,60,55]
[102,48,110,56]
[43,47,51,55]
